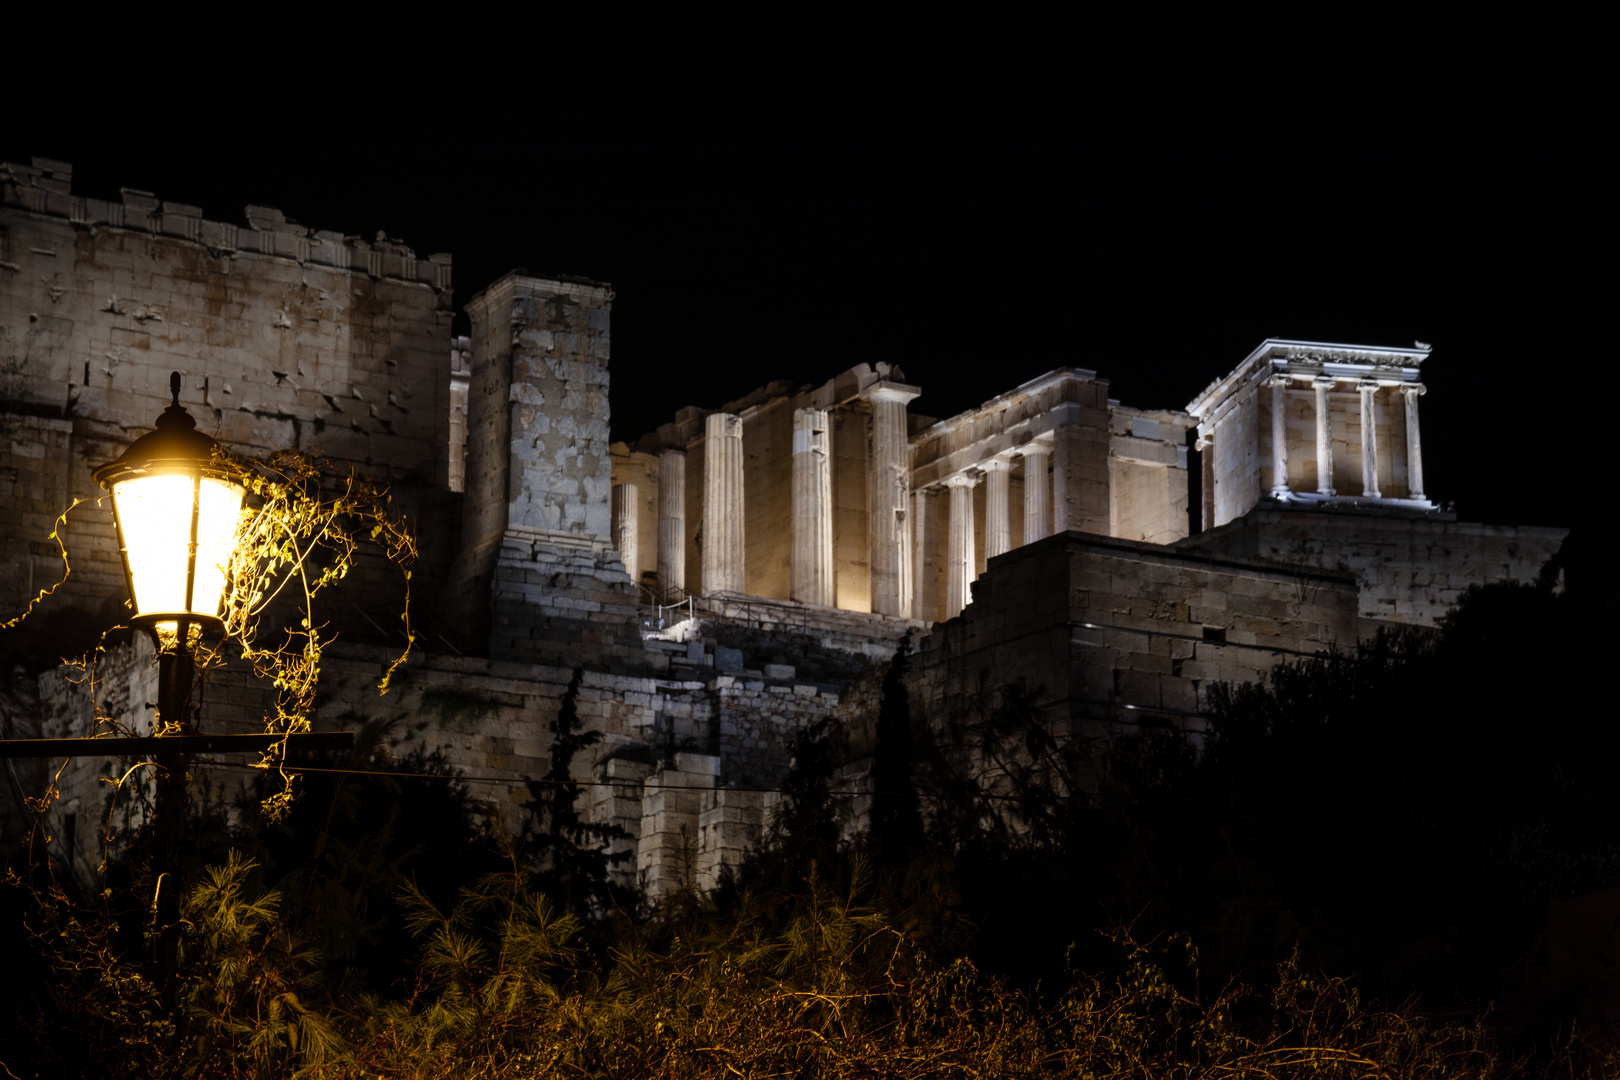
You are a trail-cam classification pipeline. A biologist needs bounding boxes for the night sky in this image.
[5,51,1608,536]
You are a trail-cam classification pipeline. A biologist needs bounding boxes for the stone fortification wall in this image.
[35,628,857,898]
[0,158,454,479]
[909,531,1361,738]
[1179,507,1566,627]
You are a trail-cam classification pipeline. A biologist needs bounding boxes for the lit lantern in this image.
[94,372,245,644]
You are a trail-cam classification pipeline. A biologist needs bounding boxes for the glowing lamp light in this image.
[94,373,245,640]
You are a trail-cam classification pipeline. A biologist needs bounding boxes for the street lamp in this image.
[94,371,245,652]
[94,373,244,747]
[92,373,244,969]
[0,370,352,983]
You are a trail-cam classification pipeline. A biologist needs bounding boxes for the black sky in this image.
[4,40,1608,534]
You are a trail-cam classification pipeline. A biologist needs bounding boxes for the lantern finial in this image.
[170,371,181,407]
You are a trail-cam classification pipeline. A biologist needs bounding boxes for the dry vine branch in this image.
[207,446,418,819]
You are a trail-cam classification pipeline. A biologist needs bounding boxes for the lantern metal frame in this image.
[92,372,243,648]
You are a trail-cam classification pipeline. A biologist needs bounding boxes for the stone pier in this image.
[1269,377,1289,497]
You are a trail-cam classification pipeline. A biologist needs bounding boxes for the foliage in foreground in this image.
[15,840,1614,1079]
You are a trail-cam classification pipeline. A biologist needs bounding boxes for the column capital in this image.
[1400,382,1427,398]
[859,380,922,407]
[705,411,742,439]
[943,472,979,489]
[1312,375,1338,389]
[982,457,1013,474]
[1357,378,1380,392]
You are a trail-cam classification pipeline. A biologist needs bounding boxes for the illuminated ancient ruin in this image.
[0,158,1564,895]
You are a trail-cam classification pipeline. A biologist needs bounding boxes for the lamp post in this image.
[91,372,245,935]
[0,372,352,980]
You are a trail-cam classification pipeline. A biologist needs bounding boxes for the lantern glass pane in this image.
[193,476,246,616]
[114,475,194,615]
[113,475,244,617]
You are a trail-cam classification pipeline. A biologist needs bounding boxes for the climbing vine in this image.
[4,445,417,823]
[207,445,417,818]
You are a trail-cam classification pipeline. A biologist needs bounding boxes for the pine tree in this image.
[524,668,629,919]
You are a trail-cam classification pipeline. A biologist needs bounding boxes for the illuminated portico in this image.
[1187,339,1436,529]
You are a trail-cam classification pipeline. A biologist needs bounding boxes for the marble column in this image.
[1358,380,1381,498]
[657,450,685,601]
[944,474,978,618]
[863,384,919,618]
[1021,444,1050,544]
[912,488,936,623]
[791,408,834,606]
[1269,377,1290,498]
[611,483,638,585]
[1313,377,1336,496]
[702,412,745,595]
[1402,384,1427,500]
[983,459,1012,560]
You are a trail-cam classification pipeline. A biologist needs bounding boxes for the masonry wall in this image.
[1180,507,1567,627]
[1211,388,1261,527]
[1,161,460,649]
[910,532,1362,743]
[1113,459,1178,544]
[0,161,453,483]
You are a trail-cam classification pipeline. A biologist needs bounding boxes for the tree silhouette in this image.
[870,640,924,862]
[524,668,629,919]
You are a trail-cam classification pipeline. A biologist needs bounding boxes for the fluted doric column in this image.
[657,450,686,601]
[862,383,920,618]
[1358,380,1381,498]
[944,474,978,619]
[1313,377,1336,496]
[612,483,639,584]
[1269,377,1290,498]
[912,487,936,623]
[791,408,834,606]
[1021,444,1050,544]
[1401,384,1427,500]
[702,413,745,595]
[983,458,1012,560]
